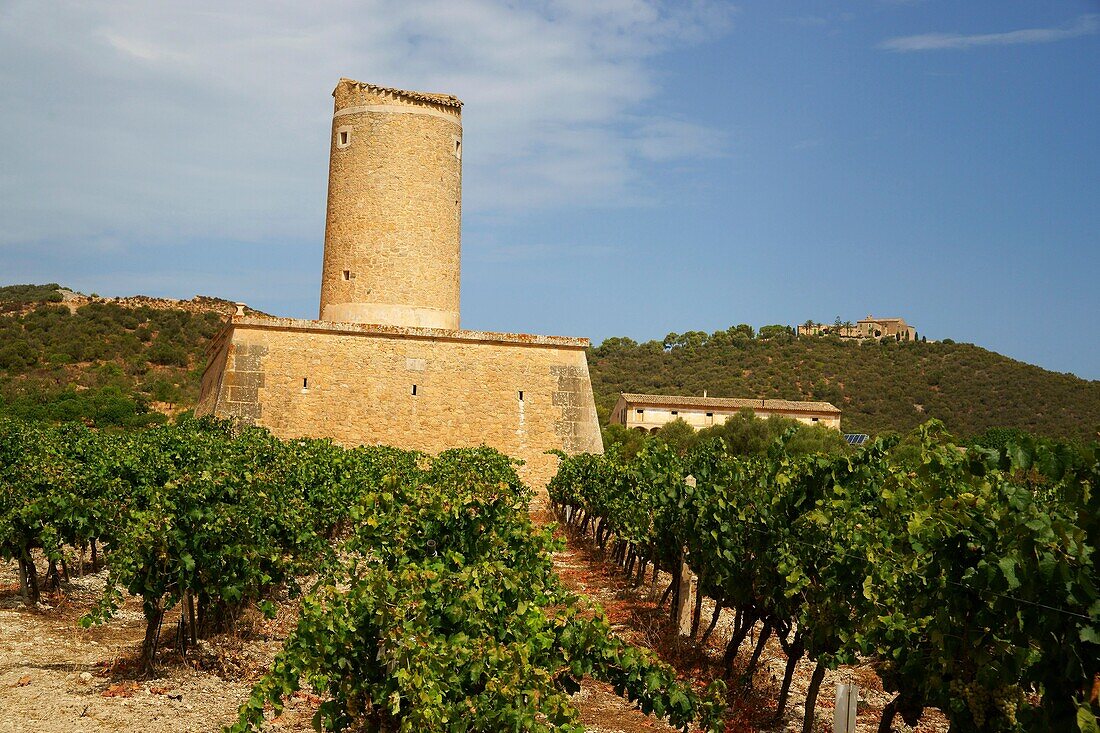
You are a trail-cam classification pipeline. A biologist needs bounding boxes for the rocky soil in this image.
[0,559,313,733]
[1,525,949,733]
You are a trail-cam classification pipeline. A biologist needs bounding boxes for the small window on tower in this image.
[454,138,462,160]
[518,391,524,401]
[343,270,351,281]
[412,385,418,396]
[336,125,352,149]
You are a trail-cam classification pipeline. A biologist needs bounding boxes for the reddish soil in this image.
[539,508,950,733]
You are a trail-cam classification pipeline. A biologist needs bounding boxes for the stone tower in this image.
[198,77,605,492]
[318,79,463,330]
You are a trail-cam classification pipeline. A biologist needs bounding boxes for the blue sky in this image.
[1,1,1098,379]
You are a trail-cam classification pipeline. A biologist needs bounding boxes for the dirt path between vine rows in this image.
[540,508,951,733]
[0,549,685,733]
[1,519,950,733]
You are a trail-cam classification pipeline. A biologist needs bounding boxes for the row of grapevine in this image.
[548,423,1100,733]
[0,417,409,668]
[233,447,725,732]
[0,417,725,732]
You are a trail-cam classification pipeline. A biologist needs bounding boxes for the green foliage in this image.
[601,423,650,460]
[589,327,1100,442]
[757,324,793,341]
[232,446,725,732]
[0,283,64,311]
[0,419,123,603]
[0,416,722,731]
[695,409,849,457]
[549,423,1100,732]
[80,421,333,643]
[972,426,1032,450]
[0,292,229,424]
[652,417,699,455]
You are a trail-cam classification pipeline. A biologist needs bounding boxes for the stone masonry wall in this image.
[196,317,603,495]
[319,80,462,330]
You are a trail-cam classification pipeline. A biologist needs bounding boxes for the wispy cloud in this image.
[879,13,1099,52]
[631,118,728,162]
[0,0,737,253]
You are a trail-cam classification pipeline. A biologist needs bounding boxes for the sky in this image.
[1,1,1098,379]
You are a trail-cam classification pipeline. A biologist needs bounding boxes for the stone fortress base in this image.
[196,315,603,492]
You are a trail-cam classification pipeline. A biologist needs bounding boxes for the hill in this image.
[3,285,1097,442]
[0,284,264,427]
[588,328,1100,443]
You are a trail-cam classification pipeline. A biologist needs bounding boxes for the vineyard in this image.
[548,425,1100,732]
[0,417,722,732]
[2,416,1098,731]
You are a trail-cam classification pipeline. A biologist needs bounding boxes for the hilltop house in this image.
[798,315,917,342]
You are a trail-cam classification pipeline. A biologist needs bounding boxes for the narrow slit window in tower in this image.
[454,139,462,160]
[342,269,351,281]
[303,378,308,390]
[339,131,349,146]
[412,385,417,396]
[518,391,524,401]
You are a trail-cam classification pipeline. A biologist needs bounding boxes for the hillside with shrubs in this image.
[589,325,1100,443]
[0,284,236,427]
[3,285,1098,443]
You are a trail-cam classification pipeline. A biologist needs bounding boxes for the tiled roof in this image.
[619,393,840,414]
[337,78,463,109]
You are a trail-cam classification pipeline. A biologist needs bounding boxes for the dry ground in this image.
[0,559,317,733]
[0,550,681,733]
[0,519,950,733]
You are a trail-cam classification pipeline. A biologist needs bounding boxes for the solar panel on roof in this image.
[844,433,869,446]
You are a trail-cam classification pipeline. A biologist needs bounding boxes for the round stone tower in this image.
[319,79,463,329]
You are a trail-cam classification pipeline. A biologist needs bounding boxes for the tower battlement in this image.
[319,78,464,330]
[333,78,463,112]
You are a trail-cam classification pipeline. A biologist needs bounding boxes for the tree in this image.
[663,332,708,350]
[653,418,699,455]
[731,324,755,340]
[758,325,792,341]
[593,337,638,357]
[602,423,649,460]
